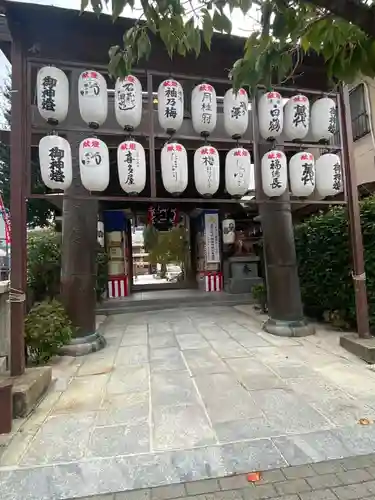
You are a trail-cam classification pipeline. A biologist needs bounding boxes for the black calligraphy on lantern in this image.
[301,163,314,185]
[328,106,336,134]
[81,140,102,166]
[231,101,247,120]
[171,152,179,181]
[41,76,57,112]
[125,151,134,185]
[292,104,307,128]
[269,105,281,133]
[300,154,314,186]
[333,162,341,191]
[164,80,180,121]
[200,84,213,125]
[234,159,246,186]
[118,81,136,111]
[80,72,100,97]
[268,152,283,190]
[48,146,65,183]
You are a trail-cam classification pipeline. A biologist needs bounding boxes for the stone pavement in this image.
[69,453,375,499]
[2,305,375,499]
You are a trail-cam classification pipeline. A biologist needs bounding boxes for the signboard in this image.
[148,206,179,230]
[204,212,220,263]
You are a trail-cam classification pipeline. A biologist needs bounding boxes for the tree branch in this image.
[306,0,375,38]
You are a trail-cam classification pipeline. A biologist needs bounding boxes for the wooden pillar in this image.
[10,31,27,375]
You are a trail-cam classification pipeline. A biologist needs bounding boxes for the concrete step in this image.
[97,293,253,315]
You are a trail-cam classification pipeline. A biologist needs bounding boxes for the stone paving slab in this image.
[2,306,375,499]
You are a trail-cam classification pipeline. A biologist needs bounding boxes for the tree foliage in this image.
[0,73,53,227]
[82,0,375,91]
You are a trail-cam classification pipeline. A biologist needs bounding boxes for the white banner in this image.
[204,212,220,263]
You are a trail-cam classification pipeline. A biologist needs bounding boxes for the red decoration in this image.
[163,80,178,87]
[239,88,247,96]
[167,145,174,152]
[267,92,281,99]
[91,140,100,148]
[175,145,182,152]
[126,76,135,83]
[199,84,213,92]
[234,149,248,157]
[83,140,91,148]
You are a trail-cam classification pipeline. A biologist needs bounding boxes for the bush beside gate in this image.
[294,196,375,331]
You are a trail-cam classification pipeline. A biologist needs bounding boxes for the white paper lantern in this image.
[284,94,310,140]
[37,66,69,125]
[225,147,251,197]
[223,88,249,138]
[258,91,283,140]
[315,153,343,197]
[78,71,108,128]
[79,137,109,191]
[158,79,184,133]
[115,75,142,131]
[289,152,315,197]
[222,219,236,245]
[194,145,220,196]
[191,83,217,136]
[311,97,337,141]
[97,221,105,247]
[117,140,146,195]
[39,135,72,190]
[161,142,188,195]
[261,150,287,197]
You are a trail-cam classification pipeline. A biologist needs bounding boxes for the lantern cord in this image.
[8,288,26,303]
[351,271,366,281]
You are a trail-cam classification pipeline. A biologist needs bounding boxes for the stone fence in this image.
[0,280,10,371]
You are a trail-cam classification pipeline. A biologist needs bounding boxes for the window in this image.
[349,84,371,141]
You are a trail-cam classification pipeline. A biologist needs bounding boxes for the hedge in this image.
[294,196,375,330]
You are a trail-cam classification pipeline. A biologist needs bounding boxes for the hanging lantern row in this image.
[258,92,337,142]
[36,67,249,138]
[39,135,253,198]
[261,150,343,198]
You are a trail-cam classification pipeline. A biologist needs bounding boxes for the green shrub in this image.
[27,230,61,304]
[252,283,267,313]
[27,229,108,306]
[294,196,375,330]
[24,299,75,364]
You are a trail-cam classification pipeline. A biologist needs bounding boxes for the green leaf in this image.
[238,0,252,16]
[137,31,152,60]
[192,29,201,57]
[90,0,103,15]
[213,10,232,33]
[112,0,126,20]
[203,11,213,49]
[108,50,122,77]
[300,35,309,54]
[108,44,120,60]
[80,0,89,13]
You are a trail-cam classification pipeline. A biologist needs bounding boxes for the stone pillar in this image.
[252,95,314,337]
[60,70,106,355]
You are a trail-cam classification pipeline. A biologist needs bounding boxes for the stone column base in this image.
[263,318,315,337]
[60,331,106,356]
